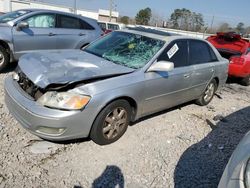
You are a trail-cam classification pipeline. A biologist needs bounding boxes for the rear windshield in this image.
[84,31,165,69]
[0,10,30,23]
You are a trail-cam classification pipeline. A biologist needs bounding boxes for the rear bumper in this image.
[4,76,97,141]
[229,63,250,78]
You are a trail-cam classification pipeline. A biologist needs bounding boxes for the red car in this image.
[207,32,250,86]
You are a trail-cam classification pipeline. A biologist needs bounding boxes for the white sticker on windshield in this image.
[167,43,179,59]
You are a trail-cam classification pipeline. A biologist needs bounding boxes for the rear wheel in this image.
[0,46,10,72]
[195,79,217,106]
[90,100,131,145]
[240,75,250,86]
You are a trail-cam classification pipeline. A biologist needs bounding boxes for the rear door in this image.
[143,40,194,115]
[188,39,218,98]
[12,13,57,58]
[55,14,95,49]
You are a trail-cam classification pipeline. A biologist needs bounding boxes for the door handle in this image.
[79,33,86,36]
[184,74,190,78]
[48,33,56,36]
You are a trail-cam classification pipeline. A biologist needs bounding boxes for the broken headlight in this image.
[37,92,91,110]
[245,158,250,188]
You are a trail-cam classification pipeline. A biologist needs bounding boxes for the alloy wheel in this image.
[204,82,215,102]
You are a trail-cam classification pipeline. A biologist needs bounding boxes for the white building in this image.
[0,0,119,22]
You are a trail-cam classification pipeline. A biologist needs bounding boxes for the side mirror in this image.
[147,61,174,72]
[16,21,29,31]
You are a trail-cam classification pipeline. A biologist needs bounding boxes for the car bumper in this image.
[229,63,250,78]
[4,76,97,141]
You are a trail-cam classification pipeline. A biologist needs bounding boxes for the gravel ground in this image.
[0,68,250,188]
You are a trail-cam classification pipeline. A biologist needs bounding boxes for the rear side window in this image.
[189,40,217,64]
[80,19,95,30]
[57,15,81,29]
[158,40,188,68]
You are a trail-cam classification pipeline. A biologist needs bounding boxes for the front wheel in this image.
[195,79,217,106]
[90,100,131,145]
[0,46,10,72]
[240,75,250,86]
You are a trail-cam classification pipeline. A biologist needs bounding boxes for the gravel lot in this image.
[0,67,250,188]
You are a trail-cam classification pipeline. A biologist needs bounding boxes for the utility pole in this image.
[74,0,77,14]
[210,15,214,32]
[109,0,113,22]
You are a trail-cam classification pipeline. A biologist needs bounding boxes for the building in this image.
[0,0,119,22]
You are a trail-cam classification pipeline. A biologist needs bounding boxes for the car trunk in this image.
[207,32,249,60]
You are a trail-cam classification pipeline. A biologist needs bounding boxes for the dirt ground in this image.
[0,67,250,188]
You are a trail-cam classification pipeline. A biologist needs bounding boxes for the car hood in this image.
[18,50,135,89]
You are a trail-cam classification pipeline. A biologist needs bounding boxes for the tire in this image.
[195,79,217,106]
[240,75,250,86]
[90,100,131,145]
[0,46,10,72]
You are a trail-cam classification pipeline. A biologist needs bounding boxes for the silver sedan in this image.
[4,28,228,145]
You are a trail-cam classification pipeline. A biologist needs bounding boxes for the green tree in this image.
[236,22,245,34]
[119,16,129,25]
[135,7,152,25]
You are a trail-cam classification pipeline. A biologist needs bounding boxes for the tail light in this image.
[230,57,245,65]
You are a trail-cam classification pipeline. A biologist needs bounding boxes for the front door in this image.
[12,13,57,59]
[143,40,194,115]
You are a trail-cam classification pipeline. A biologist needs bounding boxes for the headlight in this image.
[37,92,91,110]
[245,158,250,188]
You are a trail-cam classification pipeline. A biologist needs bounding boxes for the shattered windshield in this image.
[84,31,165,69]
[0,10,31,23]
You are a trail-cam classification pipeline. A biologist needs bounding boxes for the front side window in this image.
[24,14,55,28]
[0,10,30,23]
[57,15,81,29]
[98,22,106,31]
[158,40,188,68]
[84,31,165,69]
[189,40,217,64]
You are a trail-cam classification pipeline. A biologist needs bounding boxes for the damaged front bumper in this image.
[4,76,97,141]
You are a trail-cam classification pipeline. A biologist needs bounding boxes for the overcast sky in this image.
[37,0,250,27]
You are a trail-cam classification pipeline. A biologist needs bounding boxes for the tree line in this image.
[118,7,250,35]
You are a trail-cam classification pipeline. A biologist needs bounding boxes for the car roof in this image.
[122,27,201,43]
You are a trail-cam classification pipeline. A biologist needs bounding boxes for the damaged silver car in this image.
[4,28,229,145]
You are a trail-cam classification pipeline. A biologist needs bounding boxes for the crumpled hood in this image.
[18,50,135,89]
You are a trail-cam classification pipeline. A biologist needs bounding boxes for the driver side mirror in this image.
[16,21,29,31]
[147,61,174,72]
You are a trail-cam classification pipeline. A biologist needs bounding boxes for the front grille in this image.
[17,71,43,100]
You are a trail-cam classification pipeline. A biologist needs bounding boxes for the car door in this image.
[12,13,57,59]
[55,14,95,49]
[188,39,218,98]
[143,40,195,116]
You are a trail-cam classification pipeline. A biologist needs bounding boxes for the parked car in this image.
[218,129,250,188]
[4,28,228,145]
[0,9,102,71]
[207,32,250,86]
[98,21,125,35]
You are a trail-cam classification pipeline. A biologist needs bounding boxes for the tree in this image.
[236,22,245,34]
[119,16,129,25]
[217,22,231,32]
[169,8,204,31]
[135,8,152,25]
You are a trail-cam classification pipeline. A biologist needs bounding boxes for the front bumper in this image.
[4,76,97,141]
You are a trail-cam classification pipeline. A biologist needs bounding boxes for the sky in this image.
[38,0,250,27]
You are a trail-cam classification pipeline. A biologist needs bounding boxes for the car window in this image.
[189,40,217,64]
[24,14,55,28]
[80,20,94,30]
[57,15,81,29]
[98,22,106,31]
[108,23,119,30]
[84,31,165,69]
[0,10,31,23]
[158,40,188,68]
